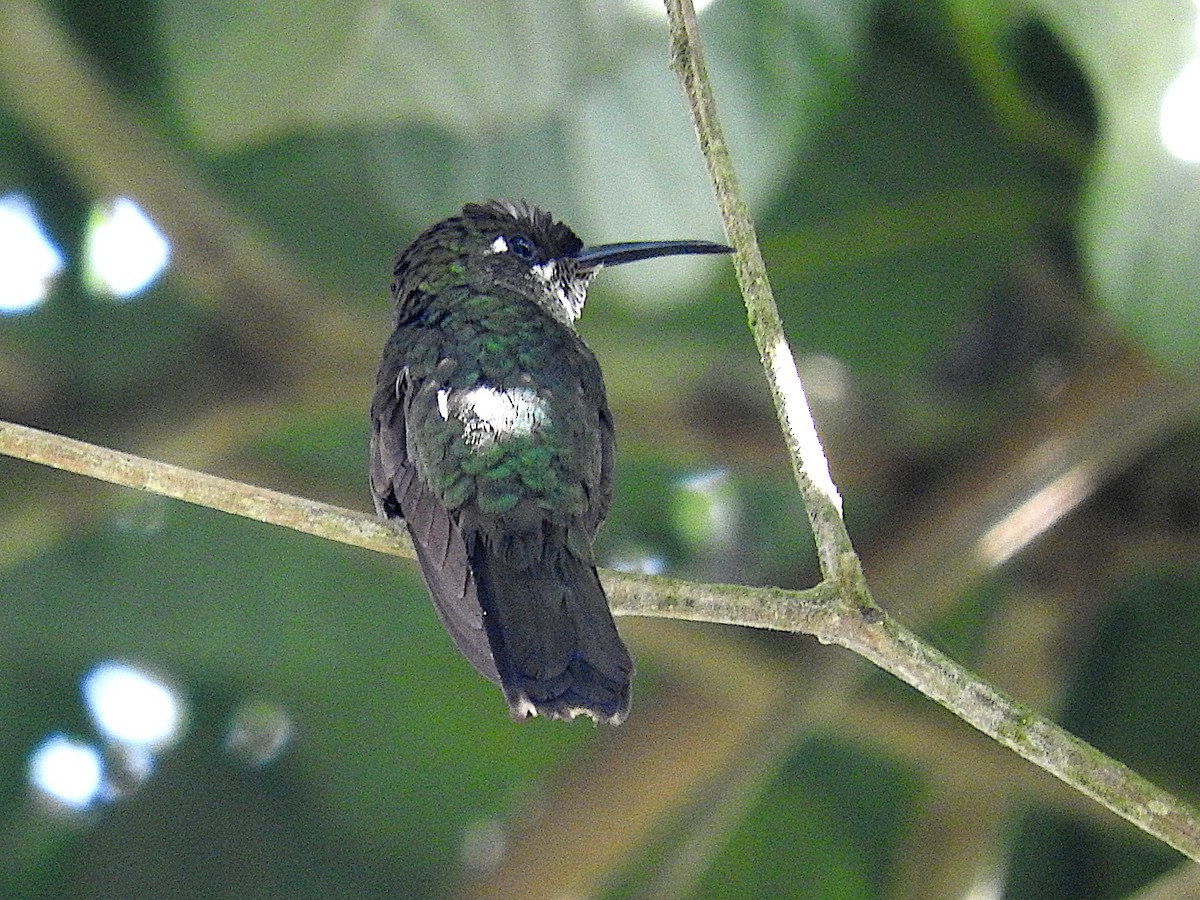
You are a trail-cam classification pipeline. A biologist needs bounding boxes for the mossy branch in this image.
[3,416,1200,859]
[661,0,1200,863]
[665,0,849,579]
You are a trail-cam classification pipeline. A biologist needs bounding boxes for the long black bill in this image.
[574,239,733,270]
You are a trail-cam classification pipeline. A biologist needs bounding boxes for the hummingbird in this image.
[370,200,731,724]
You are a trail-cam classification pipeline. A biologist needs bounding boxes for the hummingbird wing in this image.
[370,356,500,684]
[371,302,629,722]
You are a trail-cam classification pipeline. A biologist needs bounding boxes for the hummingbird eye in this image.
[508,235,535,261]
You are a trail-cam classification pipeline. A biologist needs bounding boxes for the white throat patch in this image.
[531,259,585,321]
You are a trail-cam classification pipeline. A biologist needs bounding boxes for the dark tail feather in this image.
[470,541,633,725]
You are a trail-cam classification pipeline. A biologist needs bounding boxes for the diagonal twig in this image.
[660,0,1200,867]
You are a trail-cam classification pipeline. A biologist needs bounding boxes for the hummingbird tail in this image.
[469,541,633,725]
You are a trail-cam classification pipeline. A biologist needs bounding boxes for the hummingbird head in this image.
[390,200,732,328]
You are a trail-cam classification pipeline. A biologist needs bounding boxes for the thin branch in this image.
[664,0,850,578]
[3,418,1200,859]
[0,417,829,621]
[0,419,407,560]
[834,614,1200,860]
[661,0,1200,866]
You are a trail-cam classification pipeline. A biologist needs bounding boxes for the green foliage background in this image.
[2,0,1200,897]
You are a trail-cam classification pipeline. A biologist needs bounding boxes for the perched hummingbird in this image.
[370,200,731,724]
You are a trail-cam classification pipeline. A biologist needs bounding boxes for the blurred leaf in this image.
[1005,574,1200,899]
[1026,0,1200,366]
[157,1,593,145]
[163,0,869,303]
[762,22,1060,383]
[690,740,917,900]
[1063,573,1200,791]
[0,502,592,893]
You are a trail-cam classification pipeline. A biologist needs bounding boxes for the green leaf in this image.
[161,0,869,303]
[1028,0,1200,365]
[157,0,592,146]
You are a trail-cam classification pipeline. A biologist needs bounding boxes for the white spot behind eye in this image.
[487,236,508,255]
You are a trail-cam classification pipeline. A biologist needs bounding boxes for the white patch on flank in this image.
[436,388,450,420]
[455,385,548,447]
[487,235,508,254]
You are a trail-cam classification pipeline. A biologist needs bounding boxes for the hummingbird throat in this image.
[532,258,588,323]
